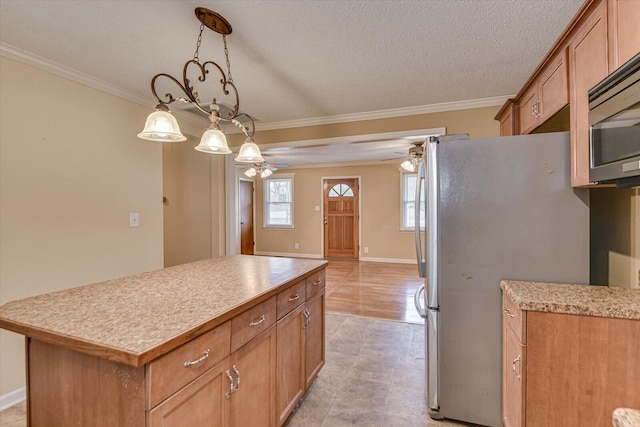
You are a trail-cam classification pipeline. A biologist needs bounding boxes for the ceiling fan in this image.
[241,157,289,178]
[380,142,424,172]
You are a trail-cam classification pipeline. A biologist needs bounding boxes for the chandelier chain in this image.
[193,23,205,62]
[223,35,233,82]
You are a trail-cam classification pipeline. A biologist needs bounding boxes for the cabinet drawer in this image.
[503,293,526,344]
[277,280,306,320]
[231,296,276,353]
[147,321,231,409]
[306,270,326,299]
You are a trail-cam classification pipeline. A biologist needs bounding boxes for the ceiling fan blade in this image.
[266,163,288,168]
[380,155,406,161]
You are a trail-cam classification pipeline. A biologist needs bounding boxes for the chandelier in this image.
[244,163,274,179]
[137,8,264,163]
[400,144,424,172]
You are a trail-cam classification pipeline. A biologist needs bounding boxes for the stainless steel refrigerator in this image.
[413,132,590,426]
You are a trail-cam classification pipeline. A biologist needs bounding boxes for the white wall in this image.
[0,57,165,396]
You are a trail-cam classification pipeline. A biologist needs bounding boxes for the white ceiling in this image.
[0,0,584,167]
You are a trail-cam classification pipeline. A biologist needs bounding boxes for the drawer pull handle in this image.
[249,314,266,327]
[183,349,210,367]
[313,279,322,286]
[225,370,235,399]
[503,308,515,318]
[512,355,521,381]
[288,293,300,302]
[232,365,240,390]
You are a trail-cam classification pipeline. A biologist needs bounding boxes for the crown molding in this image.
[1,42,512,133]
[1,42,153,107]
[0,42,209,130]
[254,95,513,132]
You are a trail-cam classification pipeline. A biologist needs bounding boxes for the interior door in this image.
[323,178,359,259]
[239,180,254,255]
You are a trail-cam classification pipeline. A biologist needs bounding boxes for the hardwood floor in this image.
[324,259,424,325]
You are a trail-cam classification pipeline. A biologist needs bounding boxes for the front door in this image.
[323,178,359,259]
[240,180,254,255]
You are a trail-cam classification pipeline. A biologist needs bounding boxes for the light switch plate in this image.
[129,212,139,228]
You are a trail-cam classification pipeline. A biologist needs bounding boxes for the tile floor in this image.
[0,314,466,427]
[285,314,465,427]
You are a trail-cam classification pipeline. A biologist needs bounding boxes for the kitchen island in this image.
[0,255,328,426]
[500,280,640,427]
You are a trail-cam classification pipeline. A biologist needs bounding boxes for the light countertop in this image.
[613,408,640,427]
[500,280,640,320]
[0,255,327,366]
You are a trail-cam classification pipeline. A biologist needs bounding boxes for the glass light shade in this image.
[235,137,265,163]
[244,167,257,178]
[138,110,187,142]
[194,126,232,154]
[260,168,273,178]
[401,159,417,172]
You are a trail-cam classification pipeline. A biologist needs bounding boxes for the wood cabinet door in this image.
[569,1,609,187]
[239,179,254,255]
[503,324,526,427]
[229,326,277,427]
[148,359,229,427]
[497,102,516,136]
[519,86,539,135]
[609,0,640,69]
[276,305,306,426]
[304,290,325,390]
[538,48,569,122]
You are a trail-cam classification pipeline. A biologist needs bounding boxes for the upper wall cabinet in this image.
[495,0,640,187]
[495,99,517,136]
[519,49,569,135]
[569,1,609,187]
[608,0,640,69]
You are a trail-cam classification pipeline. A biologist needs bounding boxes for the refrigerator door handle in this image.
[426,138,439,309]
[415,159,426,277]
[413,284,427,318]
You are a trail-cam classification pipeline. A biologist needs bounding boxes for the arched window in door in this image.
[328,183,354,198]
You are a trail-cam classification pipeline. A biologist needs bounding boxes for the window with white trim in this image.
[401,172,425,231]
[264,176,294,228]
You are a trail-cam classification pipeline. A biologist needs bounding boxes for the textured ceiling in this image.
[0,0,584,165]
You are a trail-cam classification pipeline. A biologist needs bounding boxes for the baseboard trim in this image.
[0,386,26,411]
[254,251,323,259]
[359,257,416,264]
[253,252,417,264]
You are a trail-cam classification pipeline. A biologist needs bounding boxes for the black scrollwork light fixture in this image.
[137,7,265,163]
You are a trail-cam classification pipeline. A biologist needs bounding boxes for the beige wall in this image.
[228,105,501,147]
[162,135,225,267]
[591,187,640,288]
[0,57,164,395]
[255,163,419,261]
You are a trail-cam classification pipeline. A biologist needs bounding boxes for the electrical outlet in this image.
[364,247,369,254]
[295,243,299,250]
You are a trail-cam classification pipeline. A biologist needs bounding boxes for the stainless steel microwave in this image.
[589,52,640,187]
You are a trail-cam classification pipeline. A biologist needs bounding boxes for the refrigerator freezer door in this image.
[426,308,442,417]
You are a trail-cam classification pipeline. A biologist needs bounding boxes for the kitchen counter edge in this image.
[0,256,328,367]
[500,280,640,320]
